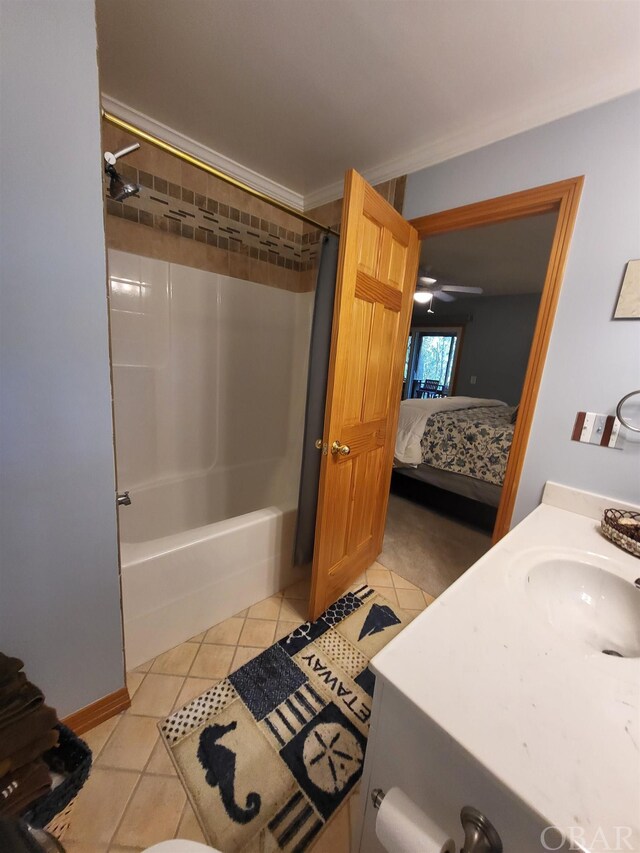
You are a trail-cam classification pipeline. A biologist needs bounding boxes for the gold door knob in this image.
[331,440,351,456]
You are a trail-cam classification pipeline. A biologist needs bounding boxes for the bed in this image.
[394,397,517,507]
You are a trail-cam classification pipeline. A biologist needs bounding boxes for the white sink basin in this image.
[525,557,640,658]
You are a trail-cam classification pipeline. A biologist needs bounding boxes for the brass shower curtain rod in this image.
[102,109,340,237]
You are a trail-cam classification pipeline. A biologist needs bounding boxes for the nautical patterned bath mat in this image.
[159,585,411,852]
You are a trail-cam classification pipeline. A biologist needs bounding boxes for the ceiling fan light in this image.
[419,275,437,285]
[413,291,433,304]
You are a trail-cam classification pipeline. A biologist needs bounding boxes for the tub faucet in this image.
[117,491,131,507]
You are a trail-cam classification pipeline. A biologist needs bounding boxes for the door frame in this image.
[409,176,584,542]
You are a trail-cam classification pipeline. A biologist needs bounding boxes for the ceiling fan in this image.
[414,273,483,305]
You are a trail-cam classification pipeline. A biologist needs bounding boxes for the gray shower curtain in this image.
[294,233,340,566]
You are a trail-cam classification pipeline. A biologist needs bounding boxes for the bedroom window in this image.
[404,334,412,380]
[404,326,463,399]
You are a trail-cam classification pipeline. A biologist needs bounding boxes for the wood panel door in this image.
[309,170,419,619]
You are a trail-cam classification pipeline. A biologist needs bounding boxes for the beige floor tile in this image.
[177,801,207,843]
[366,566,394,587]
[233,607,248,618]
[396,587,427,610]
[247,595,282,620]
[309,799,351,852]
[150,642,199,676]
[279,597,308,622]
[190,643,235,679]
[284,578,311,599]
[114,775,186,849]
[97,714,159,772]
[108,847,144,853]
[390,571,419,590]
[146,735,177,776]
[203,616,244,645]
[133,657,155,673]
[238,617,276,648]
[126,671,145,698]
[424,590,436,606]
[81,714,120,761]
[66,767,139,846]
[274,620,301,642]
[232,645,263,669]
[188,631,206,643]
[129,673,184,717]
[62,841,108,853]
[378,586,399,606]
[173,676,216,710]
[404,609,422,622]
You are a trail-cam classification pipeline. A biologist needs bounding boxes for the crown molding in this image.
[101,95,305,211]
[303,78,640,211]
[104,78,639,216]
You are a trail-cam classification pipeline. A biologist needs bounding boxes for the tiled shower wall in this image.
[102,120,405,292]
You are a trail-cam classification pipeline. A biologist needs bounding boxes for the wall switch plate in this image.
[470,375,477,385]
[571,411,623,449]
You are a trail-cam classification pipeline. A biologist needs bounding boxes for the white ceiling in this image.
[96,0,640,210]
[420,212,559,296]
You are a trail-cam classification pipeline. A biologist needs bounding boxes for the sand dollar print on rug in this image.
[159,585,412,852]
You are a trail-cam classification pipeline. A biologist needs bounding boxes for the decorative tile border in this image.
[105,164,323,272]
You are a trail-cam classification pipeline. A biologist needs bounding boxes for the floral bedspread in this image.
[420,405,516,486]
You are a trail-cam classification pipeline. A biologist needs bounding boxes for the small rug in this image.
[159,585,411,852]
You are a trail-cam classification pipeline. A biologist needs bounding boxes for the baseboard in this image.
[62,686,131,735]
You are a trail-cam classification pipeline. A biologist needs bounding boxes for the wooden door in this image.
[309,170,419,619]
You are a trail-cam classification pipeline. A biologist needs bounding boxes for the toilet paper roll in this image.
[375,787,456,853]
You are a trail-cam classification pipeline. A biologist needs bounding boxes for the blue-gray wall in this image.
[404,92,640,524]
[414,293,541,405]
[0,1,124,716]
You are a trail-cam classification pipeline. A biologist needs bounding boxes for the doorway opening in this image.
[377,177,583,599]
[307,173,581,619]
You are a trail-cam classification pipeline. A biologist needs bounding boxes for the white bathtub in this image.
[120,471,305,669]
[108,250,313,669]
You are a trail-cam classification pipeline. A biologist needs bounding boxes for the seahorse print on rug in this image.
[197,721,261,825]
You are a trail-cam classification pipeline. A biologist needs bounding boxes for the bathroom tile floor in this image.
[64,563,434,853]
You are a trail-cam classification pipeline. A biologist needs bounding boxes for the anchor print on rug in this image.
[357,603,401,641]
[197,720,261,825]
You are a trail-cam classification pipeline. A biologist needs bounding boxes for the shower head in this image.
[105,163,140,201]
[103,142,141,202]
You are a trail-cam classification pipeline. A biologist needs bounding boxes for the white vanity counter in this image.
[369,483,640,851]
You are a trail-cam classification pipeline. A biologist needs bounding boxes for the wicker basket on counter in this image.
[601,508,640,559]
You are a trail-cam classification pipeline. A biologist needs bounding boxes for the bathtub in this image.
[108,250,313,669]
[119,460,306,670]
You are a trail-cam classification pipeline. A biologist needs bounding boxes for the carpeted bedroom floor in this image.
[378,492,492,598]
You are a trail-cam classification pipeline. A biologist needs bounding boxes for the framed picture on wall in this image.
[614,259,640,318]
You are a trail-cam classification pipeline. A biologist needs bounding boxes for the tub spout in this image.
[117,491,131,507]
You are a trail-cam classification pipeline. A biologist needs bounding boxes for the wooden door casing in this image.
[309,170,419,619]
[409,176,584,541]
